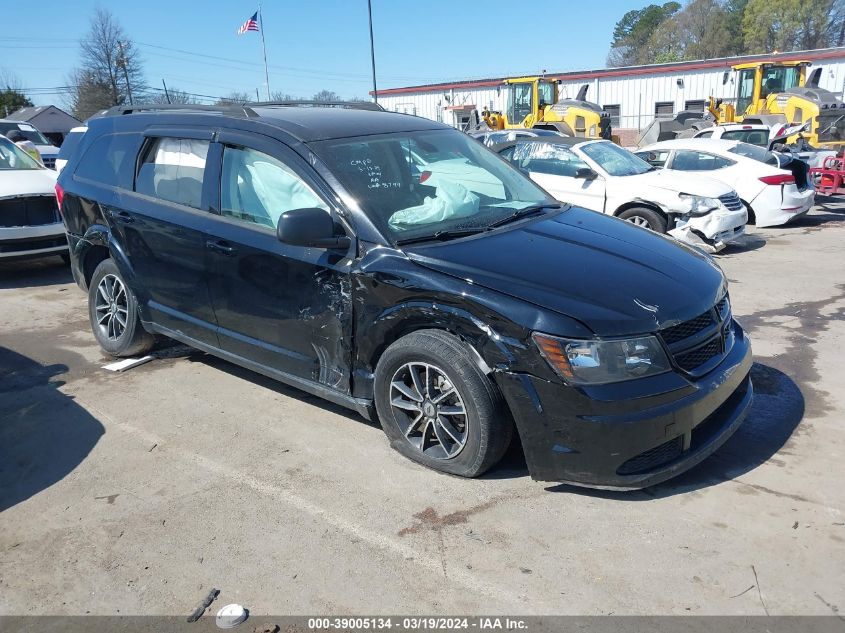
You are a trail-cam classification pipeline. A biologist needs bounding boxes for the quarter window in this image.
[220,146,327,228]
[671,150,734,171]
[136,138,209,209]
[75,133,140,188]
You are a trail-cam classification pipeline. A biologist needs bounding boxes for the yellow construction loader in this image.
[481,76,612,139]
[639,60,845,148]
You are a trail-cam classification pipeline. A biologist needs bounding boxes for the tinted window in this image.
[671,150,734,171]
[75,133,140,188]
[697,131,713,138]
[727,142,780,166]
[57,130,86,159]
[220,146,327,228]
[0,121,49,145]
[720,129,769,146]
[136,138,209,209]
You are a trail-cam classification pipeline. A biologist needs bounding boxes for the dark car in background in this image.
[56,103,753,489]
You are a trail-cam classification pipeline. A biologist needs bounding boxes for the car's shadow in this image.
[0,256,71,290]
[543,363,804,498]
[0,347,105,512]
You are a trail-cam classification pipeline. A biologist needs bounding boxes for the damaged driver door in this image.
[203,131,354,393]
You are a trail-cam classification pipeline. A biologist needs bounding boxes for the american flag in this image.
[237,11,260,35]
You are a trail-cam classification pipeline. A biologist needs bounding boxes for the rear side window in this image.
[136,138,209,209]
[671,150,734,171]
[74,133,141,188]
[57,130,86,160]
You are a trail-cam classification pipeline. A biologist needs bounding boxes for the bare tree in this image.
[313,89,341,102]
[144,88,199,105]
[215,91,253,105]
[67,8,145,119]
[270,91,300,101]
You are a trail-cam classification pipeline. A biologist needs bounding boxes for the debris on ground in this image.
[187,587,220,623]
[216,603,249,629]
[102,355,155,372]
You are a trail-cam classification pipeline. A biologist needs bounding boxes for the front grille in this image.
[617,436,683,475]
[42,157,56,169]
[0,196,60,228]
[658,294,731,374]
[660,311,714,345]
[675,337,722,372]
[718,192,743,211]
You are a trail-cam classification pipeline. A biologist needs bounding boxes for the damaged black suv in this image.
[57,103,753,489]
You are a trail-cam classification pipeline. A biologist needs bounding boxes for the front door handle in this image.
[111,210,135,224]
[206,240,238,256]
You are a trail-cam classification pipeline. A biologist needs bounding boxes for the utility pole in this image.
[367,0,378,103]
[162,79,171,104]
[117,41,133,105]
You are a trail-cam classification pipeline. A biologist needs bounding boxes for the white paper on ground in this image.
[102,355,155,372]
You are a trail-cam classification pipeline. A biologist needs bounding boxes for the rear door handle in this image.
[205,240,238,256]
[110,209,135,224]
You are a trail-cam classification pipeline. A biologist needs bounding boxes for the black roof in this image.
[97,103,448,143]
[250,106,446,142]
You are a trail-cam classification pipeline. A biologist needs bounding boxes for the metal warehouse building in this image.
[374,47,845,143]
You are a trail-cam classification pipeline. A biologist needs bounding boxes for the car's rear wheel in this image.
[374,330,513,477]
[88,258,155,357]
[618,207,667,233]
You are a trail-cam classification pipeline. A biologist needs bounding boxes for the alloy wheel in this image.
[626,215,652,228]
[95,274,129,341]
[389,362,468,460]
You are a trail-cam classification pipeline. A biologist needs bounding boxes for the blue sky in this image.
[1,1,642,106]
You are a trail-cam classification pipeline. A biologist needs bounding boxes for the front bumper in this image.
[495,321,753,489]
[669,206,748,253]
[0,223,68,260]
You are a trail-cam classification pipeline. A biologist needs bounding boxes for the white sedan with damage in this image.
[0,134,66,261]
[494,138,747,253]
[636,138,814,228]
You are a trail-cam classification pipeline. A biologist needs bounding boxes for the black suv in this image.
[57,103,753,489]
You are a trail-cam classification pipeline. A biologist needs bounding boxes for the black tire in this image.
[88,258,154,357]
[617,207,668,234]
[374,330,513,478]
[743,201,756,225]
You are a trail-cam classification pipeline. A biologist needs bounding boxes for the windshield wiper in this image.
[487,203,562,229]
[395,227,486,246]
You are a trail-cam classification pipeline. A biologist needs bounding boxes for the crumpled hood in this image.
[0,169,57,198]
[406,207,727,337]
[631,169,733,197]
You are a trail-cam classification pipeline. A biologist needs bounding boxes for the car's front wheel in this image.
[88,258,155,357]
[374,330,513,477]
[618,207,667,233]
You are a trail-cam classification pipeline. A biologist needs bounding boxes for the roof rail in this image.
[103,103,259,118]
[249,100,385,112]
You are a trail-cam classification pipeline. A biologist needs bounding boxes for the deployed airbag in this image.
[389,180,480,229]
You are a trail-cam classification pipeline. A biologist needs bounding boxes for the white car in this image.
[692,123,771,146]
[0,119,60,169]
[55,126,88,174]
[495,138,747,252]
[0,134,66,261]
[635,138,814,228]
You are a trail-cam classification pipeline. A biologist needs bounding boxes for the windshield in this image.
[0,135,44,170]
[311,129,555,244]
[720,128,769,146]
[0,122,50,146]
[727,142,780,166]
[580,141,653,176]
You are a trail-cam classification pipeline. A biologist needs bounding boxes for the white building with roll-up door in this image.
[373,47,845,145]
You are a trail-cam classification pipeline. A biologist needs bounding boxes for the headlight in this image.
[533,332,671,385]
[678,193,721,216]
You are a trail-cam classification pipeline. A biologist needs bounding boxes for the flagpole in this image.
[259,4,270,100]
[367,0,378,104]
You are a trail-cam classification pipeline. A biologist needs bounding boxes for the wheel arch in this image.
[612,200,670,220]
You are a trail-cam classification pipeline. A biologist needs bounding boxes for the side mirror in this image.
[276,207,351,250]
[574,167,598,180]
